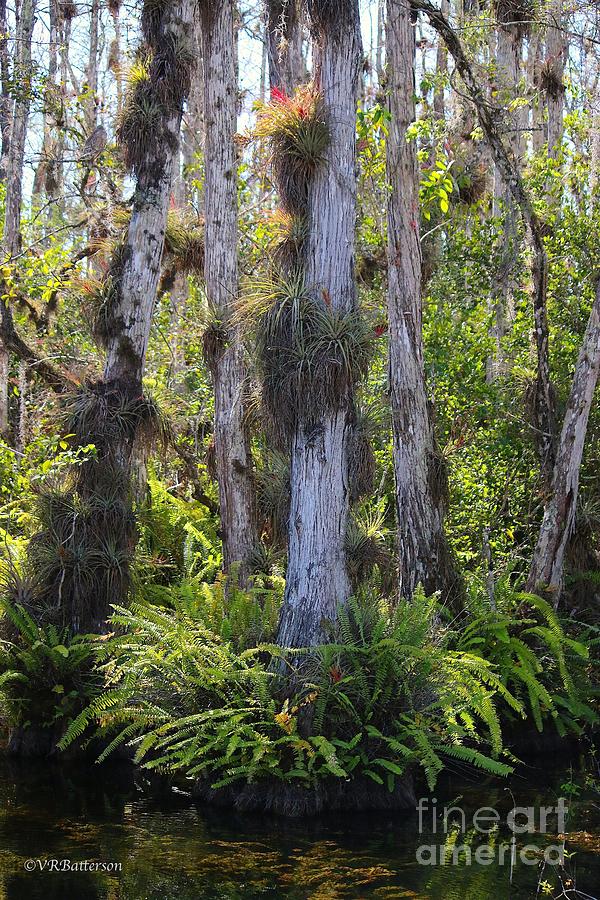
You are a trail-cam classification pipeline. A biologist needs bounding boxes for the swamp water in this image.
[0,754,599,899]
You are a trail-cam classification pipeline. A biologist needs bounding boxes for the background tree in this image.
[201,0,258,583]
[385,0,457,601]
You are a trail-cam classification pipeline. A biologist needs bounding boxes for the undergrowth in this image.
[55,583,596,793]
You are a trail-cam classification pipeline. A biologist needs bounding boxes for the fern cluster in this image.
[456,582,598,736]
[59,590,519,792]
[0,599,100,731]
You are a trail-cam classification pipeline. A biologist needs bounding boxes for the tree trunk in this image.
[167,41,203,390]
[376,0,385,82]
[544,0,566,157]
[60,0,196,631]
[526,278,600,598]
[386,0,456,601]
[2,0,35,260]
[276,1,362,649]
[84,0,100,135]
[266,0,305,94]
[16,359,27,453]
[0,0,37,441]
[489,13,524,380]
[103,1,194,384]
[0,0,11,179]
[433,0,449,120]
[201,0,257,582]
[32,0,61,205]
[109,0,124,117]
[529,25,545,155]
[0,346,8,435]
[591,109,600,204]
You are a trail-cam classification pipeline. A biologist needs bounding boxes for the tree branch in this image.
[0,294,77,394]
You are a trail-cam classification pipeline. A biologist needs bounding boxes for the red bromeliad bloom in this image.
[330,666,343,683]
[374,322,387,337]
[270,86,288,104]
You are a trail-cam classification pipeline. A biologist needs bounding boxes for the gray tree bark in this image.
[84,0,100,136]
[433,0,449,120]
[103,0,195,385]
[528,25,546,155]
[276,0,362,649]
[0,0,37,440]
[2,0,36,261]
[527,278,600,598]
[386,0,456,601]
[544,0,567,157]
[201,0,257,582]
[32,0,61,204]
[0,0,11,179]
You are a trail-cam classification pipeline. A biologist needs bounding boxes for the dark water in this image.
[0,754,599,899]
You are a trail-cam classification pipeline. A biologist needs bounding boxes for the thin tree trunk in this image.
[54,0,73,208]
[527,278,600,598]
[2,0,36,261]
[277,1,362,649]
[109,0,124,117]
[0,0,37,441]
[32,0,60,204]
[544,0,566,157]
[16,360,27,453]
[433,0,449,120]
[0,346,7,435]
[201,0,257,582]
[386,0,456,601]
[591,107,600,204]
[167,32,203,389]
[585,41,599,204]
[0,0,11,179]
[183,20,204,208]
[489,12,524,380]
[84,0,100,135]
[376,0,385,82]
[529,25,545,154]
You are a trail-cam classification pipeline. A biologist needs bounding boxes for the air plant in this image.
[255,450,291,547]
[202,312,230,375]
[164,209,205,275]
[538,59,565,100]
[239,273,374,441]
[116,55,163,173]
[269,209,309,268]
[345,503,394,588]
[255,84,329,213]
[65,381,169,453]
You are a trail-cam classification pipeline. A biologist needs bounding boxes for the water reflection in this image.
[0,755,598,899]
